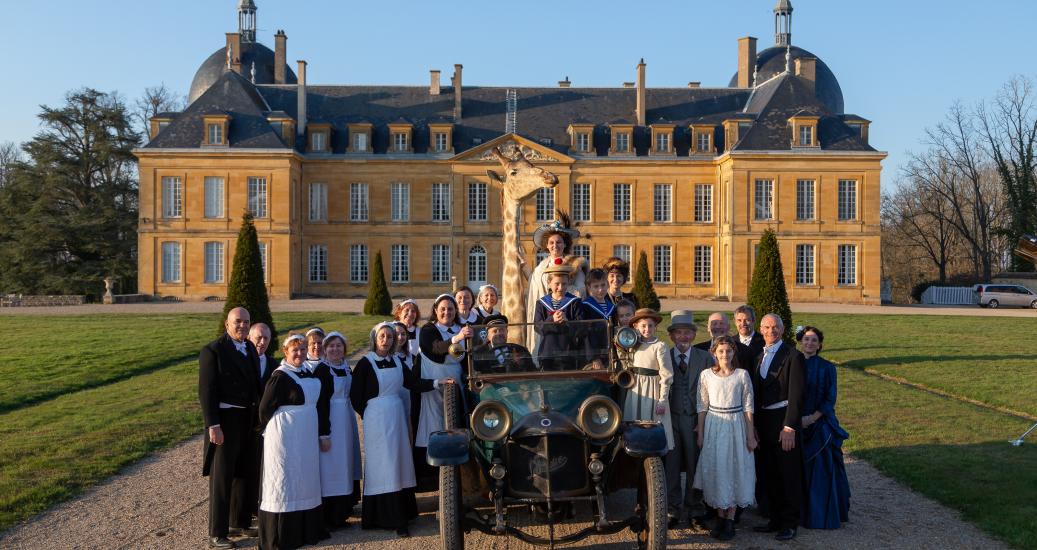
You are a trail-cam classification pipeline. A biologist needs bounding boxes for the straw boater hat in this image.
[543,262,575,277]
[628,308,663,326]
[667,310,697,332]
[532,218,581,250]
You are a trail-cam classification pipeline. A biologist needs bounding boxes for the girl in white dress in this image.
[693,335,757,541]
[621,308,674,450]
[314,331,362,529]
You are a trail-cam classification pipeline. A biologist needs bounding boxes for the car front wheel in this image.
[635,456,667,550]
[988,299,1000,309]
[439,383,464,550]
[1030,300,1037,309]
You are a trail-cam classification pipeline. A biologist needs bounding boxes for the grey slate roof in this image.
[728,45,844,114]
[189,41,297,104]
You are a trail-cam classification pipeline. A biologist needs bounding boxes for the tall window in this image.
[204,242,224,283]
[838,245,857,285]
[653,184,672,222]
[204,176,224,218]
[694,184,713,223]
[434,132,449,152]
[468,245,487,283]
[207,123,223,145]
[161,242,180,283]
[615,133,629,152]
[573,244,590,263]
[838,179,858,221]
[391,244,409,283]
[576,133,590,152]
[572,183,591,222]
[694,245,712,284]
[247,177,267,218]
[162,176,182,218]
[432,183,450,222]
[653,245,671,284]
[536,188,555,221]
[796,179,815,220]
[799,125,813,146]
[258,242,268,283]
[432,244,450,283]
[613,244,631,263]
[754,179,773,220]
[468,182,487,221]
[655,132,670,152]
[309,245,327,282]
[350,183,368,222]
[613,183,631,222]
[309,183,327,222]
[349,244,368,283]
[352,132,367,152]
[796,244,815,285]
[391,182,409,222]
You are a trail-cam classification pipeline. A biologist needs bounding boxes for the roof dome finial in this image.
[774,0,793,47]
[238,0,257,43]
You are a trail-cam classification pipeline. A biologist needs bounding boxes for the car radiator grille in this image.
[507,435,588,497]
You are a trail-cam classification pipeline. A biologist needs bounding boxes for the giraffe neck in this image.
[500,198,525,344]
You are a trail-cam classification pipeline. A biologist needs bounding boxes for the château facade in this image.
[136,0,885,304]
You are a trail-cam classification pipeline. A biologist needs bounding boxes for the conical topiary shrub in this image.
[633,250,661,311]
[364,251,392,315]
[747,229,793,341]
[219,213,276,346]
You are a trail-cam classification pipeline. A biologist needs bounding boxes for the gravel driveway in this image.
[0,433,1008,550]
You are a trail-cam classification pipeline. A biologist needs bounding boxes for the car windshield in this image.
[466,319,613,376]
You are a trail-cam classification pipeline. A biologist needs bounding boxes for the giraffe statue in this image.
[485,146,559,344]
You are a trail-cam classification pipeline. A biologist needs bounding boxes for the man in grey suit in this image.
[664,310,714,529]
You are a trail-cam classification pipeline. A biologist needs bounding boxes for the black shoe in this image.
[396,527,411,537]
[753,522,779,533]
[709,518,724,538]
[775,528,797,541]
[716,519,736,541]
[734,506,744,523]
[667,516,680,529]
[209,537,237,549]
[228,527,258,537]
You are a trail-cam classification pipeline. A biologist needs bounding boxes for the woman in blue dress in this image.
[796,326,850,529]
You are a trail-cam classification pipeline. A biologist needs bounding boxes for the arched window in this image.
[468,245,487,286]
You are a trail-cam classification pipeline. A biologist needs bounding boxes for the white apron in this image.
[260,366,322,513]
[415,324,463,447]
[319,362,361,497]
[396,352,413,426]
[406,327,420,357]
[361,352,416,496]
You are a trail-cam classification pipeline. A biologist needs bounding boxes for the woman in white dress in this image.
[527,216,587,353]
[257,333,331,550]
[313,331,362,530]
[621,308,674,450]
[693,335,757,541]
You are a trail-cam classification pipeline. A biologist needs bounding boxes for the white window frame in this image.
[838,179,858,221]
[796,244,815,286]
[694,184,713,223]
[613,244,631,264]
[161,241,181,283]
[432,244,450,283]
[838,245,857,286]
[535,250,549,265]
[655,132,670,152]
[350,183,369,222]
[694,245,712,284]
[258,242,268,283]
[796,179,815,221]
[207,123,223,145]
[203,176,224,219]
[615,132,629,152]
[309,182,327,222]
[247,176,267,218]
[576,132,590,152]
[653,245,672,284]
[696,132,711,153]
[572,183,591,222]
[536,187,555,222]
[352,132,367,152]
[391,244,410,283]
[311,131,327,152]
[434,132,449,152]
[204,241,224,284]
[162,176,183,219]
[468,182,487,221]
[468,245,487,283]
[799,124,813,146]
[309,244,327,283]
[431,183,450,222]
[391,182,410,222]
[393,132,408,152]
[613,183,631,222]
[653,184,672,222]
[754,179,774,221]
[349,244,368,283]
[573,244,591,264]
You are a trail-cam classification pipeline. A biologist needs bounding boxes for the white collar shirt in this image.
[739,332,755,347]
[759,341,782,378]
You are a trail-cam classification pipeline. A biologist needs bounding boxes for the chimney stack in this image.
[635,59,646,126]
[226,32,243,75]
[274,30,287,84]
[795,57,816,93]
[453,64,463,123]
[687,82,701,88]
[430,70,441,95]
[737,36,758,88]
[558,76,571,88]
[297,60,307,137]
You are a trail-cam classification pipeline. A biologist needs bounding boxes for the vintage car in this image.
[426,319,668,549]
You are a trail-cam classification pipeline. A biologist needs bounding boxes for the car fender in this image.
[621,421,668,457]
[426,429,471,466]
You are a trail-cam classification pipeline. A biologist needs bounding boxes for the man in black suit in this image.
[751,313,806,541]
[200,307,263,549]
[734,305,764,370]
[471,314,535,374]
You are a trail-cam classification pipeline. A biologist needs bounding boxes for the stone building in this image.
[136,0,885,303]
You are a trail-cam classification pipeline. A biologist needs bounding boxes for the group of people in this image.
[197,218,850,549]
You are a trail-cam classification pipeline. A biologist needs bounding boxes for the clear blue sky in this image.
[2,0,1035,182]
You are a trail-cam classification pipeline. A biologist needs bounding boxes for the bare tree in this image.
[883,180,959,283]
[134,84,186,141]
[0,141,22,189]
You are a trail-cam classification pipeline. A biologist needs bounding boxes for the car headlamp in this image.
[614,327,640,351]
[577,396,622,440]
[470,400,511,442]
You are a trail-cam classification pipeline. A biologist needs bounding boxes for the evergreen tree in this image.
[364,251,392,315]
[219,213,276,344]
[747,229,793,341]
[632,250,661,311]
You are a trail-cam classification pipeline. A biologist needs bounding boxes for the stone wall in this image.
[1,295,87,307]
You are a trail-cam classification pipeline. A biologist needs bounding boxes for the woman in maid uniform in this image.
[312,331,362,530]
[391,299,422,358]
[413,294,468,490]
[454,286,480,327]
[257,333,331,550]
[303,327,325,372]
[474,284,501,323]
[392,321,417,436]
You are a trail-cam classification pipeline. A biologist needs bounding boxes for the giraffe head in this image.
[486,146,559,202]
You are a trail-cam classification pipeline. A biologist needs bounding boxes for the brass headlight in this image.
[577,396,622,440]
[470,400,511,442]
[614,327,640,351]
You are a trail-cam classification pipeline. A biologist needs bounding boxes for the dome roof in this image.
[729,45,843,114]
[189,41,296,104]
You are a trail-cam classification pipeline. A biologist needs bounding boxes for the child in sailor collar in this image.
[581,269,616,370]
[533,266,584,371]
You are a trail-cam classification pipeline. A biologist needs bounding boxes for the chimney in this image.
[635,59,646,126]
[226,32,243,75]
[430,70,441,95]
[622,82,635,88]
[558,76,571,88]
[296,60,307,137]
[453,64,463,123]
[274,30,287,84]
[687,82,701,88]
[795,57,816,93]
[737,36,758,88]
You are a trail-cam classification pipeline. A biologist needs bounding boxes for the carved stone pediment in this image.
[451,133,573,164]
[475,141,559,162]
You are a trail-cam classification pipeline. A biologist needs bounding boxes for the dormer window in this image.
[567,122,594,155]
[789,115,820,148]
[844,117,870,144]
[347,122,373,153]
[691,124,715,155]
[208,123,224,145]
[609,122,634,155]
[201,114,230,147]
[312,131,327,152]
[428,122,453,153]
[149,114,174,140]
[616,133,629,152]
[576,133,590,152]
[393,133,408,151]
[388,121,414,153]
[354,133,367,151]
[650,122,675,155]
[307,123,331,153]
[798,125,813,146]
[266,113,295,147]
[722,118,754,152]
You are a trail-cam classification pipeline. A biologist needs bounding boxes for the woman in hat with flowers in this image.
[526,213,587,347]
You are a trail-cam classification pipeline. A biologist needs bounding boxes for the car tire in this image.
[988,299,1000,309]
[439,463,464,550]
[636,456,667,550]
[1030,300,1037,309]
